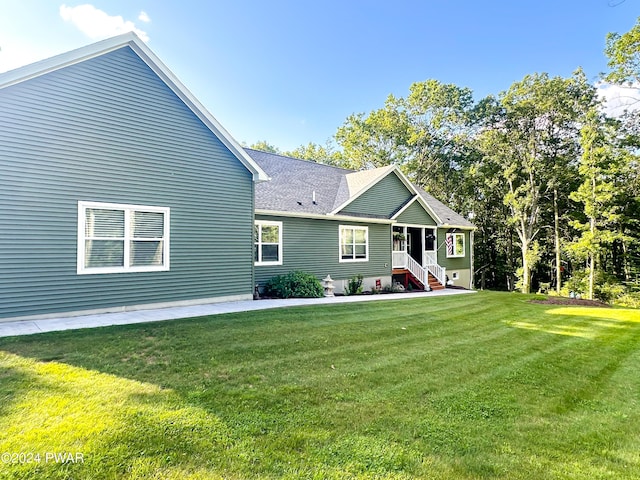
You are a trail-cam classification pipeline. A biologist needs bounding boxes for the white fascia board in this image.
[126,38,269,183]
[0,32,269,183]
[0,33,135,89]
[439,224,478,230]
[255,209,394,224]
[329,166,444,226]
[390,195,419,220]
[391,168,444,224]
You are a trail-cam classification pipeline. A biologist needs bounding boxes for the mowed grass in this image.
[1,291,639,479]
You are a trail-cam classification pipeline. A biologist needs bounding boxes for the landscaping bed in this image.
[530,296,610,307]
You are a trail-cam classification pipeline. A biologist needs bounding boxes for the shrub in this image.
[263,271,324,299]
[345,274,363,296]
[595,277,626,303]
[563,269,588,297]
[614,292,640,309]
[563,269,634,304]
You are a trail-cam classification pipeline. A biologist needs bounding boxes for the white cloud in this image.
[138,11,151,23]
[597,82,640,116]
[59,4,149,42]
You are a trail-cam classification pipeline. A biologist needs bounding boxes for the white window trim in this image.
[446,232,465,258]
[254,220,283,266]
[77,201,170,275]
[339,225,369,263]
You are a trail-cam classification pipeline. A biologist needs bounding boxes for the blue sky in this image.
[0,1,637,151]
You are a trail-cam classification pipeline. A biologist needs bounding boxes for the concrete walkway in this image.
[0,288,475,338]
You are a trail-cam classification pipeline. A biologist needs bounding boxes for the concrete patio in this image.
[0,288,475,338]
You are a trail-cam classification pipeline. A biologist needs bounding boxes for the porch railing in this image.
[406,254,428,288]
[393,251,446,288]
[392,251,406,268]
[425,263,446,286]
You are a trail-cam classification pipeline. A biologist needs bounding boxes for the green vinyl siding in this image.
[396,200,436,226]
[0,46,254,320]
[437,229,472,270]
[339,172,413,218]
[254,215,392,285]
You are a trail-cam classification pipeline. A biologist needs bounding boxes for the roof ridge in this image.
[243,148,354,173]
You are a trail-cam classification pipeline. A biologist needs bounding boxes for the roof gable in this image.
[0,33,268,182]
[336,169,414,218]
[394,197,437,225]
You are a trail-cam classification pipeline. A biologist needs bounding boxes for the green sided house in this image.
[0,33,474,322]
[247,149,475,294]
[0,33,268,321]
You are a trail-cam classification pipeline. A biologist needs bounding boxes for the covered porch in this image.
[392,225,446,290]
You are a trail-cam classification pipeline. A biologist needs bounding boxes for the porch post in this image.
[420,227,425,267]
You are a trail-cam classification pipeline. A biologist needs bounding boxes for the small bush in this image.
[345,274,363,296]
[614,293,640,309]
[263,271,324,299]
[563,269,588,297]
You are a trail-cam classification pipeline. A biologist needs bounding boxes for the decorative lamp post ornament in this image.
[323,275,335,297]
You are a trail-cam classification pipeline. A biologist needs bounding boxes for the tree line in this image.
[250,18,640,305]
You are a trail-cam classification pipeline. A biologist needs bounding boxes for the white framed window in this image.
[255,220,282,265]
[78,201,170,275]
[446,232,465,258]
[339,225,368,262]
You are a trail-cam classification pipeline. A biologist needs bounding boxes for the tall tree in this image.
[478,72,595,293]
[605,16,640,85]
[335,80,476,205]
[602,18,640,289]
[568,109,627,299]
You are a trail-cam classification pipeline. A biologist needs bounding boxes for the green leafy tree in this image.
[478,72,595,293]
[248,140,281,154]
[568,109,626,299]
[285,141,344,165]
[605,16,640,85]
[335,80,476,205]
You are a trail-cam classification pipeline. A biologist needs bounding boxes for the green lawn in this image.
[1,291,639,479]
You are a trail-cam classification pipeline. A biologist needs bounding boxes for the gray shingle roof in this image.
[247,149,351,215]
[415,187,475,228]
[246,148,474,228]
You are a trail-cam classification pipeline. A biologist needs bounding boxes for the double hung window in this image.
[78,202,169,274]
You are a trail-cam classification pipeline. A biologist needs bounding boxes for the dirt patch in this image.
[530,297,610,308]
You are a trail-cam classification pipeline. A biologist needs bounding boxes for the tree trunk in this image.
[588,216,596,300]
[622,239,630,281]
[587,172,596,300]
[521,239,531,294]
[588,253,595,300]
[508,230,514,291]
[553,188,562,294]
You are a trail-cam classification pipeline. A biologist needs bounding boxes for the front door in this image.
[407,227,423,265]
[424,228,437,265]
